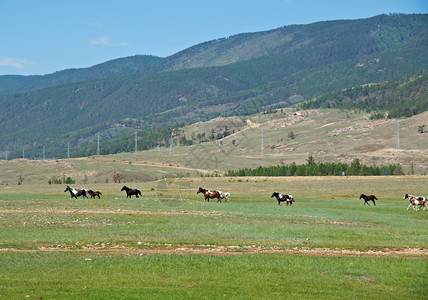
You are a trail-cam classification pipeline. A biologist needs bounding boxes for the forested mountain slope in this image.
[0,14,427,159]
[0,13,426,95]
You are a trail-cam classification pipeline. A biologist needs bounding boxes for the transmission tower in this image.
[169,132,174,156]
[261,128,264,156]
[97,133,100,155]
[396,119,400,150]
[135,131,138,153]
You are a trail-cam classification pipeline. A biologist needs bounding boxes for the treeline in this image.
[225,157,404,176]
[300,73,428,118]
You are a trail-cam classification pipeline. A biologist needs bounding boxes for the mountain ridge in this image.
[0,13,427,159]
[1,13,426,95]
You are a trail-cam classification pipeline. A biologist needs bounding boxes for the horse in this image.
[88,190,102,199]
[359,194,378,206]
[121,186,142,198]
[64,186,87,199]
[220,191,230,203]
[403,194,427,211]
[197,187,221,203]
[271,192,295,206]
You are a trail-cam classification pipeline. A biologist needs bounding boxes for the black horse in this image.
[271,192,295,206]
[64,186,87,199]
[359,194,378,206]
[121,186,142,198]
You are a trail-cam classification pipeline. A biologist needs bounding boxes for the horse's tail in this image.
[138,190,142,196]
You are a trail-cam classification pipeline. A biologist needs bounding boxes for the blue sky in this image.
[0,0,426,76]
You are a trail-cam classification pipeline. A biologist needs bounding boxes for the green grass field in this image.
[0,176,427,299]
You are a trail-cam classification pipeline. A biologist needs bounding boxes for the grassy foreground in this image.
[1,252,426,300]
[0,176,427,299]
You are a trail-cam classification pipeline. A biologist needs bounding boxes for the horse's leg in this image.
[373,200,376,206]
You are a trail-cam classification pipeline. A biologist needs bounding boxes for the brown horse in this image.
[403,194,427,211]
[197,187,222,203]
[359,194,378,206]
[88,190,102,199]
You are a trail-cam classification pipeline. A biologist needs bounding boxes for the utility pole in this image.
[135,131,138,153]
[67,142,70,158]
[22,146,25,159]
[97,133,100,156]
[261,128,264,156]
[4,149,8,160]
[43,146,45,160]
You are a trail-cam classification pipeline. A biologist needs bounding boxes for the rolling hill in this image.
[0,108,426,185]
[0,13,427,160]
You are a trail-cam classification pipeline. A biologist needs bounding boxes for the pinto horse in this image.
[359,194,378,206]
[88,190,102,199]
[271,192,295,206]
[403,194,427,211]
[64,186,87,199]
[197,187,222,203]
[220,192,230,203]
[121,186,142,198]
